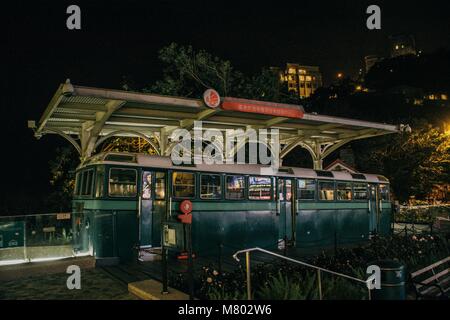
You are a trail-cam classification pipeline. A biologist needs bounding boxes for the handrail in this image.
[233,247,371,300]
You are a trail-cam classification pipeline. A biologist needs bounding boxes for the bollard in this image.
[369,260,406,300]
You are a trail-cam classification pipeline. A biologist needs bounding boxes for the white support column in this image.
[313,141,323,170]
[312,158,323,170]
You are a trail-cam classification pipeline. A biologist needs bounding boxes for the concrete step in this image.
[128,279,189,300]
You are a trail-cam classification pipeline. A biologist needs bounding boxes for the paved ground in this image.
[0,268,137,300]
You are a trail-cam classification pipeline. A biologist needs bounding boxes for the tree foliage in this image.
[46,146,79,212]
[146,43,299,103]
[148,43,235,97]
[354,122,450,202]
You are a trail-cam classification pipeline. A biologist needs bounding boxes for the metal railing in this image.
[233,247,371,300]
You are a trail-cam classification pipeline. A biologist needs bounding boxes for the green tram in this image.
[72,152,392,262]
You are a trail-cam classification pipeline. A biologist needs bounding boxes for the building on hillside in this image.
[364,55,384,73]
[389,34,417,58]
[277,63,323,98]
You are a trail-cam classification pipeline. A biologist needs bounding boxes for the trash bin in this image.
[369,260,406,300]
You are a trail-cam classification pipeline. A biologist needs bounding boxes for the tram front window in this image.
[74,172,82,196]
[78,169,94,196]
[95,166,104,198]
[109,168,137,197]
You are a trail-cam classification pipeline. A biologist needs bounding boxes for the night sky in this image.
[2,0,450,213]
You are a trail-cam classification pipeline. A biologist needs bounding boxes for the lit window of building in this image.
[281,63,323,99]
[389,34,417,58]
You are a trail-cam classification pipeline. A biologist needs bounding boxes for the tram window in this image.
[248,176,272,200]
[278,179,285,201]
[142,171,152,200]
[353,183,368,200]
[318,181,335,201]
[297,179,316,200]
[74,172,82,196]
[172,172,195,198]
[379,184,390,201]
[273,177,277,201]
[109,168,137,197]
[285,180,292,201]
[95,167,105,198]
[336,182,352,201]
[155,172,166,200]
[200,174,222,199]
[225,175,245,200]
[81,169,94,196]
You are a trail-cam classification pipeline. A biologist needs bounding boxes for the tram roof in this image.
[82,152,388,184]
[28,81,402,157]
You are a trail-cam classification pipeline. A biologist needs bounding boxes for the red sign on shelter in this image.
[203,89,221,108]
[221,97,304,119]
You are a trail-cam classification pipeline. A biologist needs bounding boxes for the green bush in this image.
[176,233,449,300]
[255,271,317,300]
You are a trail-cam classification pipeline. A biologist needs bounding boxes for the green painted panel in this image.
[116,211,138,262]
[71,208,138,261]
[140,200,152,247]
[73,199,137,211]
[335,209,370,244]
[172,201,276,212]
[94,212,115,257]
[381,202,392,209]
[191,210,277,255]
[297,201,369,210]
[296,210,335,247]
[152,200,165,246]
[379,209,392,236]
[246,211,278,249]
